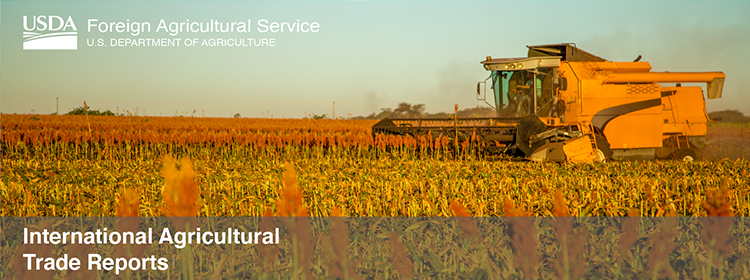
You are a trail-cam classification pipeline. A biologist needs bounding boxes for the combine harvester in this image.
[372,43,725,163]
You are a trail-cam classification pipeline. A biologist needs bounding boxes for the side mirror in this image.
[477,82,482,96]
[559,77,568,91]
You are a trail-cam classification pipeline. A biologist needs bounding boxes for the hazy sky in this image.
[2,0,749,118]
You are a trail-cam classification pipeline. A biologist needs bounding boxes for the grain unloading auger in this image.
[372,43,725,163]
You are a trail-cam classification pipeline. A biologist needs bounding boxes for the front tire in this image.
[595,149,606,163]
[672,149,697,162]
[594,134,613,160]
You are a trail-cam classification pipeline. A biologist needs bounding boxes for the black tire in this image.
[672,149,698,162]
[515,115,547,156]
[594,134,613,160]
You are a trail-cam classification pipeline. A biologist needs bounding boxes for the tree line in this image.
[351,102,496,120]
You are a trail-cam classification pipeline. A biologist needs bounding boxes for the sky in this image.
[2,0,749,118]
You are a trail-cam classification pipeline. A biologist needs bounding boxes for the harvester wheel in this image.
[595,149,606,163]
[515,115,547,156]
[672,149,697,162]
[593,134,613,160]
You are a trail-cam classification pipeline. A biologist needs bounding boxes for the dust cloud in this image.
[435,60,489,110]
[364,90,384,115]
[702,126,750,161]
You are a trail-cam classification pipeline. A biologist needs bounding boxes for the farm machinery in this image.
[372,43,725,162]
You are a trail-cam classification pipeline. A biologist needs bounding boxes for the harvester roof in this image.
[480,56,562,71]
[526,43,607,62]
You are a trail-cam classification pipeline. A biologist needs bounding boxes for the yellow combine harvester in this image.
[372,43,725,162]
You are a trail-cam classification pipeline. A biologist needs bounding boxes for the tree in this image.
[392,102,426,118]
[66,106,115,116]
[708,110,750,123]
[412,104,426,117]
[375,108,393,119]
[393,102,412,117]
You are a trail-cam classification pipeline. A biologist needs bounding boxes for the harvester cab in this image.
[477,56,563,119]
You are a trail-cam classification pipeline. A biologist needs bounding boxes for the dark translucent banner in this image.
[2,217,748,279]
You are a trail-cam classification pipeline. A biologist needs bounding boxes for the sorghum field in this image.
[3,114,750,279]
[2,114,748,217]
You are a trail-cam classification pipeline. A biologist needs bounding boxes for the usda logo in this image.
[23,15,78,50]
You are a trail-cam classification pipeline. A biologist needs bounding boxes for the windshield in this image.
[491,69,557,118]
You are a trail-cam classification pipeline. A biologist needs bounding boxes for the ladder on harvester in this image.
[557,122,604,163]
